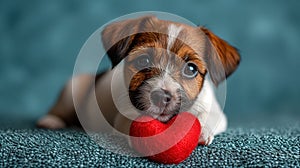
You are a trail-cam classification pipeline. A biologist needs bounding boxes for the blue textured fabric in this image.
[1,126,299,167]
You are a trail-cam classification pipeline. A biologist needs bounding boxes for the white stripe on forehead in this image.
[167,24,182,54]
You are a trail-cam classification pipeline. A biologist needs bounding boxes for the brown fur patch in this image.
[201,27,240,85]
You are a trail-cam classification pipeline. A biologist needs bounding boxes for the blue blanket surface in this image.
[1,125,299,167]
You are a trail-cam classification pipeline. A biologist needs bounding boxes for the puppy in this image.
[37,16,240,146]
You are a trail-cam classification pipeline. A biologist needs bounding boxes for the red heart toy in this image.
[130,112,201,164]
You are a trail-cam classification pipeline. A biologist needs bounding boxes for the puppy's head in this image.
[102,16,240,122]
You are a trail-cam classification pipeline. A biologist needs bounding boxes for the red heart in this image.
[130,112,201,164]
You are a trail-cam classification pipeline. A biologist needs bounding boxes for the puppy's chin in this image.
[133,96,177,122]
[152,113,175,122]
[142,103,181,122]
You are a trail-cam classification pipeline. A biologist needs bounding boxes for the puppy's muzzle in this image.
[150,89,172,108]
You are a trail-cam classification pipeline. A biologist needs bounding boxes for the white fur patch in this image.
[189,77,227,135]
[189,78,214,120]
[147,73,180,96]
[167,24,182,54]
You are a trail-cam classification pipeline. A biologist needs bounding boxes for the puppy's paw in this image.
[198,126,214,146]
[37,115,66,129]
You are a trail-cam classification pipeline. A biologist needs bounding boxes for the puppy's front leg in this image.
[198,125,214,145]
[37,74,94,129]
[198,103,227,146]
[193,79,227,146]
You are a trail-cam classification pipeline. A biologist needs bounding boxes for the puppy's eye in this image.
[134,55,151,69]
[182,62,198,78]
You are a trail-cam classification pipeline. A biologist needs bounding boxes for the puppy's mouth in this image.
[150,109,179,122]
[129,89,184,122]
[143,107,179,123]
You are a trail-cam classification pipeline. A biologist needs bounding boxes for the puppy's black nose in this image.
[150,89,172,107]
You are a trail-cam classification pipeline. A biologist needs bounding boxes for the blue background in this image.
[0,0,299,128]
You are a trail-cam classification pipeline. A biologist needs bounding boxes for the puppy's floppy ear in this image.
[200,27,240,86]
[102,16,157,67]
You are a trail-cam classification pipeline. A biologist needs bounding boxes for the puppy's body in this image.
[38,16,240,146]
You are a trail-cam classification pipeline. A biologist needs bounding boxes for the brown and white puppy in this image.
[37,16,240,146]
